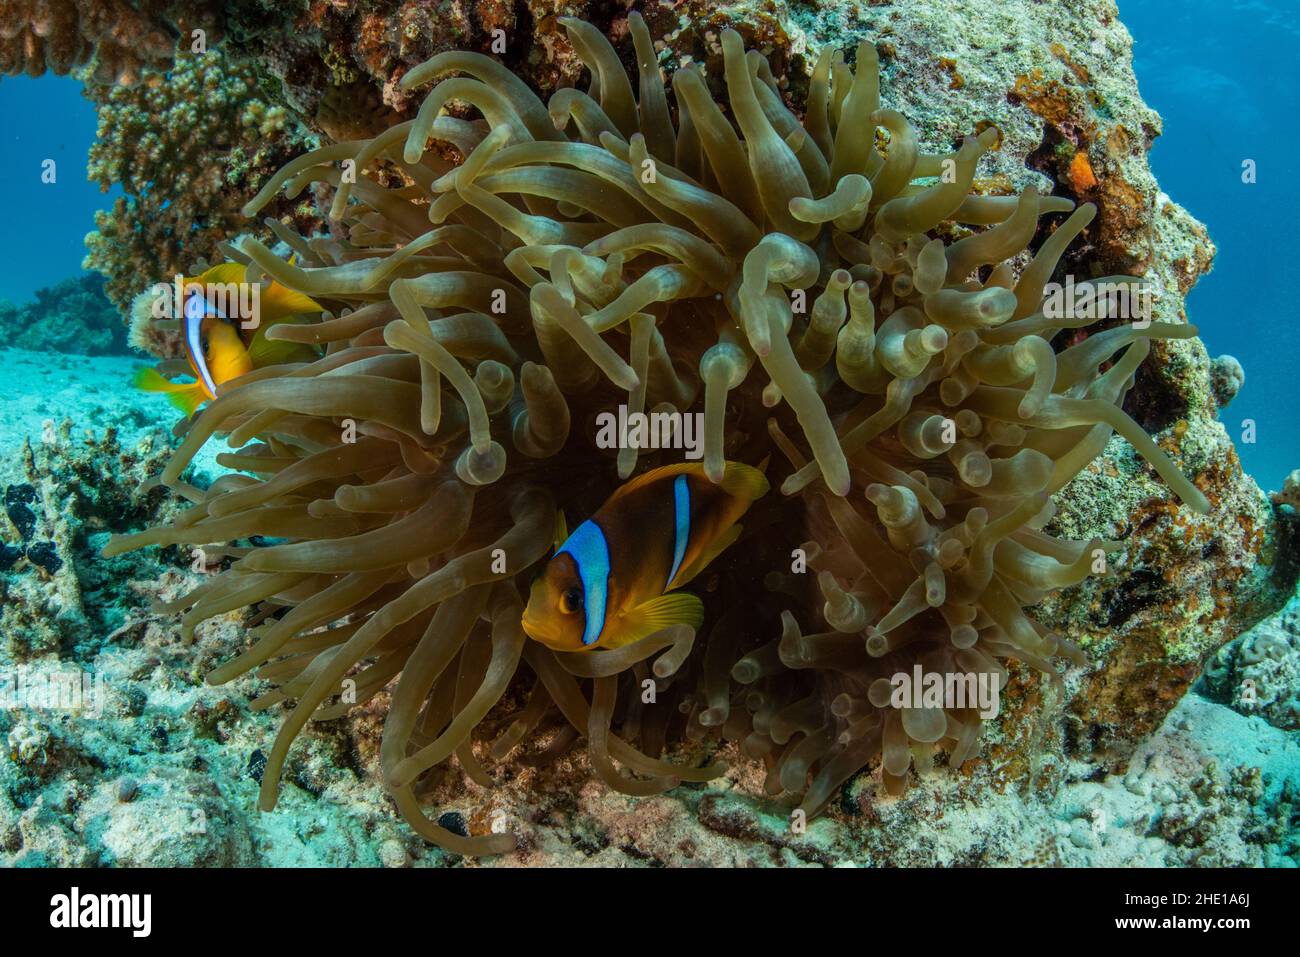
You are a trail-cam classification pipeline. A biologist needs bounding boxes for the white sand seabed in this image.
[0,347,226,484]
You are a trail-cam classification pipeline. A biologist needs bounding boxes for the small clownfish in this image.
[134,262,323,416]
[522,461,769,652]
[134,290,252,416]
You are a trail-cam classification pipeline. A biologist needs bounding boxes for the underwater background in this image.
[0,0,1295,866]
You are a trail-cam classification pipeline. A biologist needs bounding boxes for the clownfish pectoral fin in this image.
[133,367,206,417]
[667,523,743,591]
[717,461,770,501]
[553,508,569,551]
[244,319,317,367]
[601,592,704,649]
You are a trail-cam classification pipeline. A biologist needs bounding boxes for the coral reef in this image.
[1040,692,1298,867]
[0,420,179,659]
[1209,354,1244,409]
[782,0,1292,772]
[98,0,1287,861]
[0,273,127,356]
[1204,591,1300,732]
[214,0,590,120]
[82,45,317,309]
[0,0,219,83]
[1272,470,1300,512]
[77,1,812,309]
[0,0,1286,867]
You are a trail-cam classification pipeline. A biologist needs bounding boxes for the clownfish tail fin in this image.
[132,366,169,392]
[133,367,205,417]
[169,390,206,418]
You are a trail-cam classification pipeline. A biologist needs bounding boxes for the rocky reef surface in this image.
[1204,590,1300,734]
[0,0,1297,866]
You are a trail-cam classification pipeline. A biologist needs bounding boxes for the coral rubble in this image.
[1205,591,1300,732]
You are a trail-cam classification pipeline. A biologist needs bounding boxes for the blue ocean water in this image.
[1119,0,1300,490]
[0,75,113,303]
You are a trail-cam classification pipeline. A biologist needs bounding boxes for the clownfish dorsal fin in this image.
[607,460,770,507]
[195,262,248,287]
[601,592,704,649]
[553,508,569,551]
[605,461,699,507]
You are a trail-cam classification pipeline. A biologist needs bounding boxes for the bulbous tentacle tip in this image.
[1184,486,1212,515]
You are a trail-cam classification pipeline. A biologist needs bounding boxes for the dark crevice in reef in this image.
[1102,568,1175,628]
[1062,714,1126,764]
[1125,354,1190,435]
[1025,123,1069,185]
[507,0,540,68]
[1270,511,1300,598]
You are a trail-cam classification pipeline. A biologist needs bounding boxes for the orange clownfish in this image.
[522,461,769,652]
[134,263,323,416]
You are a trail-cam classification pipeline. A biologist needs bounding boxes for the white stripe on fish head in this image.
[184,288,222,398]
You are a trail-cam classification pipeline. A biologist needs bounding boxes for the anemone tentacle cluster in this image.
[108,14,1211,855]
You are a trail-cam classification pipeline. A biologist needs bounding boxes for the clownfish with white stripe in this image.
[134,263,322,416]
[522,461,769,652]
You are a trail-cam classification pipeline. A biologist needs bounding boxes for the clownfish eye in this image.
[561,587,583,614]
[200,335,210,354]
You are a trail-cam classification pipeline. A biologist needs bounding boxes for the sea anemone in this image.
[106,14,1211,855]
